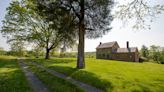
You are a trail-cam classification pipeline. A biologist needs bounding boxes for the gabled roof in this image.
[114,47,138,53]
[96,41,117,49]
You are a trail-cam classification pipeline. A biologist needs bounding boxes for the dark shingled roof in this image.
[114,47,138,53]
[96,41,117,49]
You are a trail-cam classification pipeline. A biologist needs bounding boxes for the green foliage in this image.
[0,56,33,92]
[49,52,96,58]
[30,58,164,92]
[160,50,164,64]
[148,45,164,64]
[140,45,149,58]
[140,45,164,64]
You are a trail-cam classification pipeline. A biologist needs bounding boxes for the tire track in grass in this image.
[30,61,104,92]
[19,59,49,92]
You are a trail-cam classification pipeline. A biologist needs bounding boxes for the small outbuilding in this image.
[96,41,139,62]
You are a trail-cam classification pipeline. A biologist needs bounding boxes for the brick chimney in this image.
[99,42,102,45]
[127,41,129,48]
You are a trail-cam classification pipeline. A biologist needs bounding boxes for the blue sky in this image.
[0,0,164,51]
[0,0,12,50]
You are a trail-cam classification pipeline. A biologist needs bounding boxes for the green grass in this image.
[0,56,33,92]
[30,58,164,92]
[26,62,84,92]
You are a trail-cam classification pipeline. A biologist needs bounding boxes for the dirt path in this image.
[30,61,104,92]
[18,59,50,92]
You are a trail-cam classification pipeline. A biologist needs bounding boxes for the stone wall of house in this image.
[111,53,136,62]
[96,48,112,59]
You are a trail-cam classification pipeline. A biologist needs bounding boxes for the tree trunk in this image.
[77,0,85,69]
[45,48,50,59]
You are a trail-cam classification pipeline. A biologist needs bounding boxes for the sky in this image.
[0,0,164,52]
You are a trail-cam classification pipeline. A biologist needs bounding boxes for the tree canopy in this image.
[1,0,77,59]
[34,0,114,68]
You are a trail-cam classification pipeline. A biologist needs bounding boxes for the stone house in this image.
[96,41,139,62]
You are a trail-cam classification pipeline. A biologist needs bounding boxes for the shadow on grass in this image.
[48,65,113,92]
[0,59,17,68]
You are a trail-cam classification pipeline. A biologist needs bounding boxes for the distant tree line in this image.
[0,46,95,59]
[140,45,164,64]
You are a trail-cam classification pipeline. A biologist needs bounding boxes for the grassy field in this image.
[30,58,164,92]
[0,56,33,92]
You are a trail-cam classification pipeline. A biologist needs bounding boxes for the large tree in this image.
[1,0,77,59]
[35,0,114,68]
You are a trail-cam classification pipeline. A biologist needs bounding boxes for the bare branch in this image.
[114,0,164,30]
